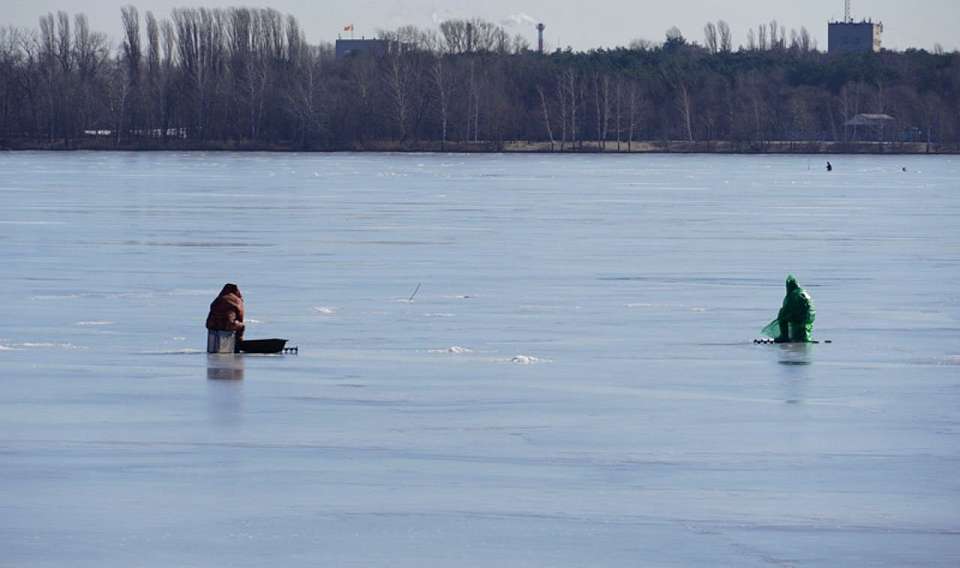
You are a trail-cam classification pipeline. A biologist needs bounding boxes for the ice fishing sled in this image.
[208,331,298,354]
[239,338,298,354]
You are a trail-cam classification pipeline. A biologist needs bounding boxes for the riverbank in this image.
[2,137,956,154]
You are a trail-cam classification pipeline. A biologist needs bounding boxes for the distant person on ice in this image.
[763,275,816,343]
[206,283,245,353]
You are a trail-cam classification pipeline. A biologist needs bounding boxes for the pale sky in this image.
[4,0,958,52]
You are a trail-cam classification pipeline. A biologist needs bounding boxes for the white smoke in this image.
[501,12,538,27]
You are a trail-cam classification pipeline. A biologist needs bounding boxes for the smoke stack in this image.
[537,23,545,54]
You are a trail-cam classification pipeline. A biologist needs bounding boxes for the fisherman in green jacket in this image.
[762,275,816,343]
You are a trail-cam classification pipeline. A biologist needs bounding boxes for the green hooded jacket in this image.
[761,275,816,342]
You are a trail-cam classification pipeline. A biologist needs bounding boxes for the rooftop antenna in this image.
[844,0,852,22]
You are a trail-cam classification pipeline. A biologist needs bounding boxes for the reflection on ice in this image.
[777,343,814,367]
[206,361,245,426]
[206,354,245,381]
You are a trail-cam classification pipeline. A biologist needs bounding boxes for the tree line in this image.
[0,7,958,150]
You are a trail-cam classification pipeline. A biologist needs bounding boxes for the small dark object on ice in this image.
[826,161,833,172]
[239,338,298,354]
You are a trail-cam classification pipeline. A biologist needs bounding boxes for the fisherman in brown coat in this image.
[206,283,245,352]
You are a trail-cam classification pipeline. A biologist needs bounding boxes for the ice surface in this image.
[1,152,959,566]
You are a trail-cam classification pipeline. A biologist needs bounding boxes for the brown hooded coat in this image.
[206,284,245,332]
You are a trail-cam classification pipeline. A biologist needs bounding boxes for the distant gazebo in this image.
[845,113,895,141]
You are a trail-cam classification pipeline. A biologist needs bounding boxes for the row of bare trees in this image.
[743,20,816,53]
[0,8,958,149]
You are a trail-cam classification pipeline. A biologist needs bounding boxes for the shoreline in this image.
[2,139,956,155]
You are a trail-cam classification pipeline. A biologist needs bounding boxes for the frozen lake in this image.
[1,151,958,566]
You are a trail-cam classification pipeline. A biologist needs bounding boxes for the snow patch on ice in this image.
[313,306,337,315]
[509,355,548,365]
[33,288,211,302]
[13,342,87,350]
[246,319,263,324]
[167,288,213,297]
[430,346,473,354]
[424,313,455,318]
[76,321,114,326]
[144,348,206,355]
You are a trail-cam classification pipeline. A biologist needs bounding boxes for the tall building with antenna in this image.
[829,0,883,54]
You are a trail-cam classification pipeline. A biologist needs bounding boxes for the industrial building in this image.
[829,21,883,54]
[828,0,883,54]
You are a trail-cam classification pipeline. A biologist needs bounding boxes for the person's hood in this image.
[786,275,800,292]
[219,283,242,299]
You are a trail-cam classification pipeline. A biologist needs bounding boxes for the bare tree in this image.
[120,5,142,139]
[664,65,694,142]
[511,34,530,54]
[56,12,71,73]
[602,75,610,147]
[37,12,75,143]
[718,21,733,53]
[536,83,555,150]
[564,68,577,148]
[557,73,567,151]
[172,8,202,137]
[73,14,107,139]
[704,22,719,55]
[285,47,323,147]
[439,20,467,54]
[615,78,622,151]
[386,54,408,140]
[432,54,449,149]
[159,18,176,139]
[107,58,128,145]
[121,6,141,85]
[798,27,813,52]
[594,73,603,147]
[0,27,25,136]
[627,80,640,151]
